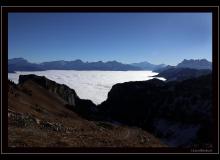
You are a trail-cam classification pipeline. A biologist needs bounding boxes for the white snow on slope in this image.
[8,70,165,104]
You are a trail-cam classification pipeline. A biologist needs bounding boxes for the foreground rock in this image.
[8,73,213,148]
[99,74,213,147]
[19,74,98,120]
[8,76,165,147]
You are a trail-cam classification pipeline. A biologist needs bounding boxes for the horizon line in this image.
[8,57,212,66]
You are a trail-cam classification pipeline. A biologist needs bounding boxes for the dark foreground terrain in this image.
[8,76,165,147]
[99,74,213,147]
[8,73,213,148]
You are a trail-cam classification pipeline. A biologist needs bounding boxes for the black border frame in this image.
[1,6,219,154]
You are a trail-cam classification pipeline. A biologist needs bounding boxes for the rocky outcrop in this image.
[19,74,97,119]
[99,74,213,147]
[19,74,78,106]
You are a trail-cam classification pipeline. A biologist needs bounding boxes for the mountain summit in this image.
[177,59,212,70]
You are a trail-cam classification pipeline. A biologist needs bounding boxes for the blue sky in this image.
[8,13,212,65]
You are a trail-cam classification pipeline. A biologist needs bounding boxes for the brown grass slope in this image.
[8,79,166,147]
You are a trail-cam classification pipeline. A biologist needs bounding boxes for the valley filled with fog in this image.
[8,70,165,104]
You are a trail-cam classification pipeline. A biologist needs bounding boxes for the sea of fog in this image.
[8,70,165,104]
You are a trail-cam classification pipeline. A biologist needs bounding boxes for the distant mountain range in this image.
[153,59,212,81]
[130,61,166,70]
[8,58,45,73]
[154,59,212,72]
[8,58,141,72]
[8,58,212,73]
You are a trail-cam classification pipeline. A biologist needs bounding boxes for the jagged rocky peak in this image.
[181,59,209,64]
[177,59,212,70]
[18,74,97,119]
[19,74,78,106]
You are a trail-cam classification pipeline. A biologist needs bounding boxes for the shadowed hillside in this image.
[8,76,165,147]
[99,74,213,147]
[8,73,213,148]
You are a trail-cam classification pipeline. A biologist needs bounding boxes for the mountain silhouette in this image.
[8,58,141,72]
[130,61,166,70]
[177,59,212,70]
